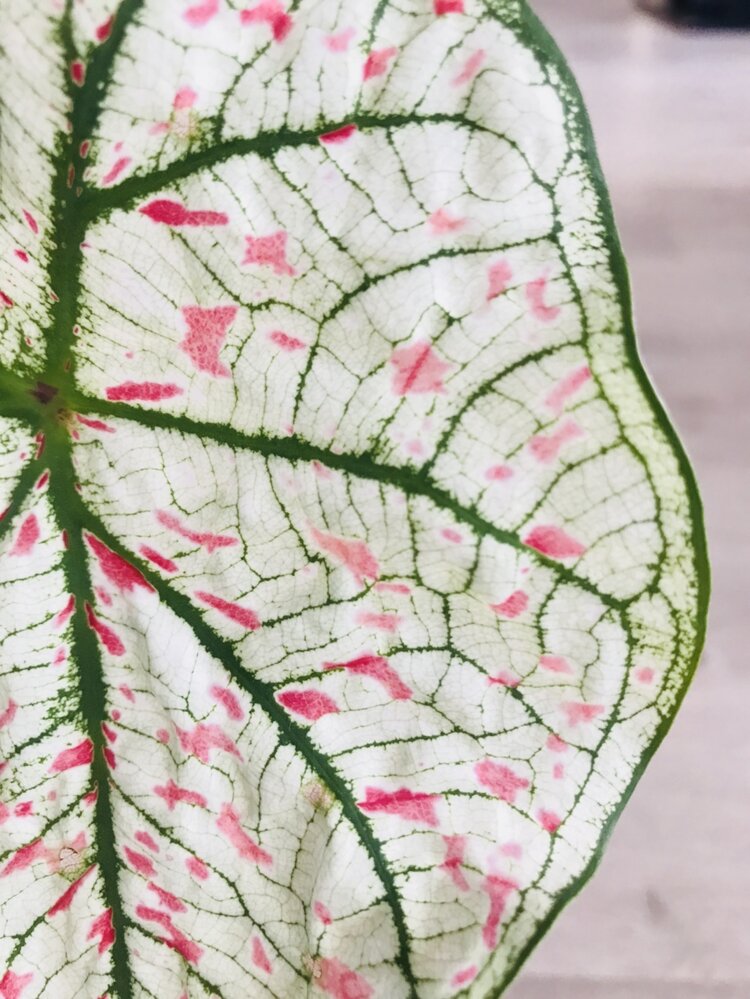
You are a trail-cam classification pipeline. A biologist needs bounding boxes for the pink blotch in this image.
[314,900,333,924]
[155,508,238,554]
[538,809,562,833]
[22,210,38,234]
[194,590,261,631]
[374,581,411,595]
[239,1,293,42]
[440,835,470,892]
[451,966,478,988]
[101,722,117,744]
[553,762,565,780]
[268,329,307,351]
[95,15,114,42]
[482,875,518,950]
[363,47,398,80]
[355,610,401,633]
[562,701,605,726]
[539,654,573,675]
[147,881,187,913]
[155,728,170,744]
[50,739,94,774]
[441,528,462,544]
[79,140,91,158]
[123,846,156,878]
[635,666,655,684]
[529,419,583,464]
[85,534,153,593]
[1,838,45,877]
[76,415,115,433]
[488,671,520,688]
[174,86,198,110]
[277,688,339,721]
[324,27,356,52]
[524,524,586,560]
[311,460,333,479]
[140,199,228,227]
[35,471,50,491]
[485,464,513,482]
[0,701,17,729]
[324,654,412,701]
[487,259,512,300]
[547,734,568,754]
[318,957,373,999]
[186,856,209,880]
[434,0,464,12]
[251,936,272,974]
[217,804,272,867]
[176,723,242,764]
[545,364,592,415]
[180,305,237,378]
[490,590,528,619]
[104,747,116,770]
[209,684,244,721]
[0,971,34,999]
[85,604,125,656]
[357,787,440,827]
[139,545,178,573]
[13,802,32,818]
[501,841,523,859]
[70,60,85,86]
[14,250,28,263]
[310,527,379,585]
[243,230,296,275]
[154,780,207,811]
[390,340,450,395]
[183,0,220,27]
[101,156,131,187]
[105,381,183,403]
[427,208,466,234]
[526,276,561,323]
[0,291,13,309]
[135,831,159,853]
[95,586,112,607]
[475,760,529,804]
[453,49,486,86]
[319,123,358,145]
[119,684,135,703]
[135,905,203,965]
[9,514,40,557]
[48,864,96,916]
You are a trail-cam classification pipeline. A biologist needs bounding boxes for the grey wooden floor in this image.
[507,2,750,998]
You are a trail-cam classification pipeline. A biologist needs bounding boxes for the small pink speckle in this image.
[176,723,242,764]
[135,831,159,853]
[70,60,85,86]
[186,856,209,880]
[135,905,202,965]
[0,291,14,309]
[524,524,586,560]
[526,276,561,323]
[22,210,38,235]
[85,605,125,656]
[390,340,450,395]
[562,701,605,726]
[428,208,467,234]
[434,0,464,13]
[488,671,520,688]
[251,936,272,974]
[490,590,528,619]
[268,329,306,351]
[441,528,462,544]
[95,15,114,42]
[9,514,40,557]
[538,809,562,833]
[0,701,17,730]
[357,786,440,827]
[86,534,153,594]
[545,365,592,415]
[314,900,333,924]
[239,1,293,42]
[14,249,28,263]
[354,610,401,633]
[87,909,115,954]
[156,728,170,744]
[101,156,131,187]
[363,47,398,80]
[374,581,411,595]
[324,654,412,701]
[139,545,178,574]
[105,381,183,403]
[317,958,373,999]
[156,509,237,554]
[155,780,207,811]
[209,684,244,721]
[487,259,512,301]
[635,666,655,684]
[529,419,583,464]
[319,123,358,145]
[324,27,356,52]
[310,527,379,585]
[501,841,523,859]
[482,874,518,950]
[539,654,573,675]
[453,49,486,86]
[195,591,261,631]
[217,803,272,867]
[451,966,477,987]
[485,464,513,482]
[180,305,237,378]
[475,759,529,804]
[553,762,565,780]
[183,0,220,26]
[243,230,296,275]
[119,684,135,703]
[0,970,34,999]
[76,415,115,434]
[174,86,198,110]
[123,846,156,878]
[146,881,186,913]
[440,835,470,892]
[140,199,228,227]
[277,688,339,721]
[547,734,567,753]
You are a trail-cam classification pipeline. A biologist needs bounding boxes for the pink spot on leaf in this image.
[1,839,45,877]
[357,787,440,827]
[434,0,464,12]
[95,15,114,42]
[374,581,411,595]
[539,654,573,675]
[482,875,518,949]
[101,156,131,187]
[0,701,17,730]
[277,689,339,721]
[217,804,272,866]
[319,123,358,145]
[50,739,94,774]
[545,365,592,415]
[325,27,356,52]
[0,971,34,999]
[180,305,236,378]
[135,831,158,853]
[440,835,470,892]
[195,590,261,630]
[562,701,605,726]
[70,60,85,86]
[209,684,244,721]
[490,590,528,619]
[354,610,401,633]
[174,87,198,110]
[547,734,568,753]
[635,666,655,684]
[88,909,115,954]
[140,199,228,227]
[85,604,125,656]
[310,527,379,585]
[475,760,529,804]
[314,900,333,924]
[485,464,513,482]
[487,259,512,300]
[186,856,209,880]
[390,340,450,395]
[123,846,156,878]
[488,671,520,688]
[135,905,203,964]
[139,545,178,573]
[526,276,561,323]
[9,514,40,557]
[85,534,153,593]
[0,291,13,309]
[183,0,220,27]
[147,881,187,913]
[156,509,237,553]
[324,654,412,701]
[451,966,478,987]
[428,208,466,234]
[317,957,373,999]
[176,723,242,764]
[22,211,38,235]
[453,49,486,86]
[269,329,306,351]
[524,525,586,560]
[154,780,207,811]
[76,415,115,433]
[243,230,295,275]
[48,864,96,916]
[105,381,183,403]
[529,419,583,463]
[239,1,293,41]
[363,47,398,80]
[538,809,562,833]
[251,936,272,974]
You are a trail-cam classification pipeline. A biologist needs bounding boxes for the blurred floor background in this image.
[507,2,750,998]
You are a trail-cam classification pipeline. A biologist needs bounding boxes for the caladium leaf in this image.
[0,0,707,996]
